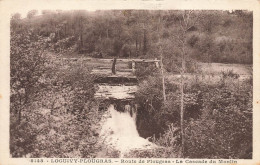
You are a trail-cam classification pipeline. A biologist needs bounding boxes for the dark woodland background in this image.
[10,10,252,158]
[11,10,252,64]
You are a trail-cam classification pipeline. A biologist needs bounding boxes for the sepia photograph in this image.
[8,8,254,159]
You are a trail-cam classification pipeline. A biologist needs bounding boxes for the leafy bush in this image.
[10,29,50,123]
[135,72,252,158]
[135,75,164,138]
[221,69,240,79]
[184,82,252,158]
[134,63,160,81]
[187,35,199,48]
[10,57,102,157]
[10,28,102,157]
[10,29,50,157]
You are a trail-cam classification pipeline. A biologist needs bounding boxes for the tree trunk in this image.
[64,24,67,36]
[180,66,184,157]
[180,39,185,158]
[135,37,138,56]
[143,29,147,55]
[139,40,142,54]
[158,15,166,102]
[18,108,21,123]
[160,54,166,102]
[80,33,83,49]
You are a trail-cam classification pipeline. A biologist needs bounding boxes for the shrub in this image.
[10,30,100,157]
[134,63,160,81]
[187,35,199,48]
[221,69,240,79]
[184,77,252,158]
[135,71,252,158]
[10,29,49,123]
[185,105,252,158]
[135,76,164,138]
[10,29,51,157]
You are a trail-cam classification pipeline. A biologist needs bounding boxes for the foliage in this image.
[10,9,253,158]
[27,10,38,19]
[134,63,160,81]
[135,75,180,138]
[10,24,102,157]
[10,104,103,158]
[184,78,252,158]
[10,56,102,157]
[124,147,177,158]
[10,28,48,156]
[135,73,252,158]
[10,29,50,123]
[11,10,252,64]
[221,69,240,79]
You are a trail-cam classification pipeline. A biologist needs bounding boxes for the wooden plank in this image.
[116,69,133,72]
[94,84,137,100]
[96,67,131,72]
[117,59,160,63]
[97,67,111,69]
[62,58,160,63]
[91,69,135,77]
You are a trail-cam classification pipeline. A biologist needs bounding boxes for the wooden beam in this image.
[94,84,137,100]
[62,58,160,63]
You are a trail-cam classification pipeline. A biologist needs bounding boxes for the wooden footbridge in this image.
[62,57,160,100]
[90,58,160,77]
[89,58,160,100]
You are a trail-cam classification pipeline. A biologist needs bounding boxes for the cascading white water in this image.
[100,104,158,156]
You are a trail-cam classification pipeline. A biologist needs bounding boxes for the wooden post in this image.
[155,58,159,68]
[112,58,117,74]
[132,60,136,73]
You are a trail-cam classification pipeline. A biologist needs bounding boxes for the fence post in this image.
[112,58,117,74]
[132,60,136,73]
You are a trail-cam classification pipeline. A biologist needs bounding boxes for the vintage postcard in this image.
[0,0,260,164]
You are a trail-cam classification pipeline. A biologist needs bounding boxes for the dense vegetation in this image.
[10,29,102,157]
[10,10,252,158]
[134,69,252,158]
[11,10,252,65]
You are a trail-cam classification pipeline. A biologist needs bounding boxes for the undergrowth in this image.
[134,67,252,158]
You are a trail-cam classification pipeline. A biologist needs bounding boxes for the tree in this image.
[10,29,49,123]
[27,10,38,19]
[72,10,88,52]
[11,13,21,31]
[157,13,166,102]
[172,10,200,157]
[199,11,218,66]
[12,13,21,20]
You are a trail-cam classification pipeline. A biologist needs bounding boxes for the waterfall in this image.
[99,104,158,156]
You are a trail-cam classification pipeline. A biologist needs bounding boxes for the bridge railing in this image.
[129,58,160,73]
[62,57,161,74]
